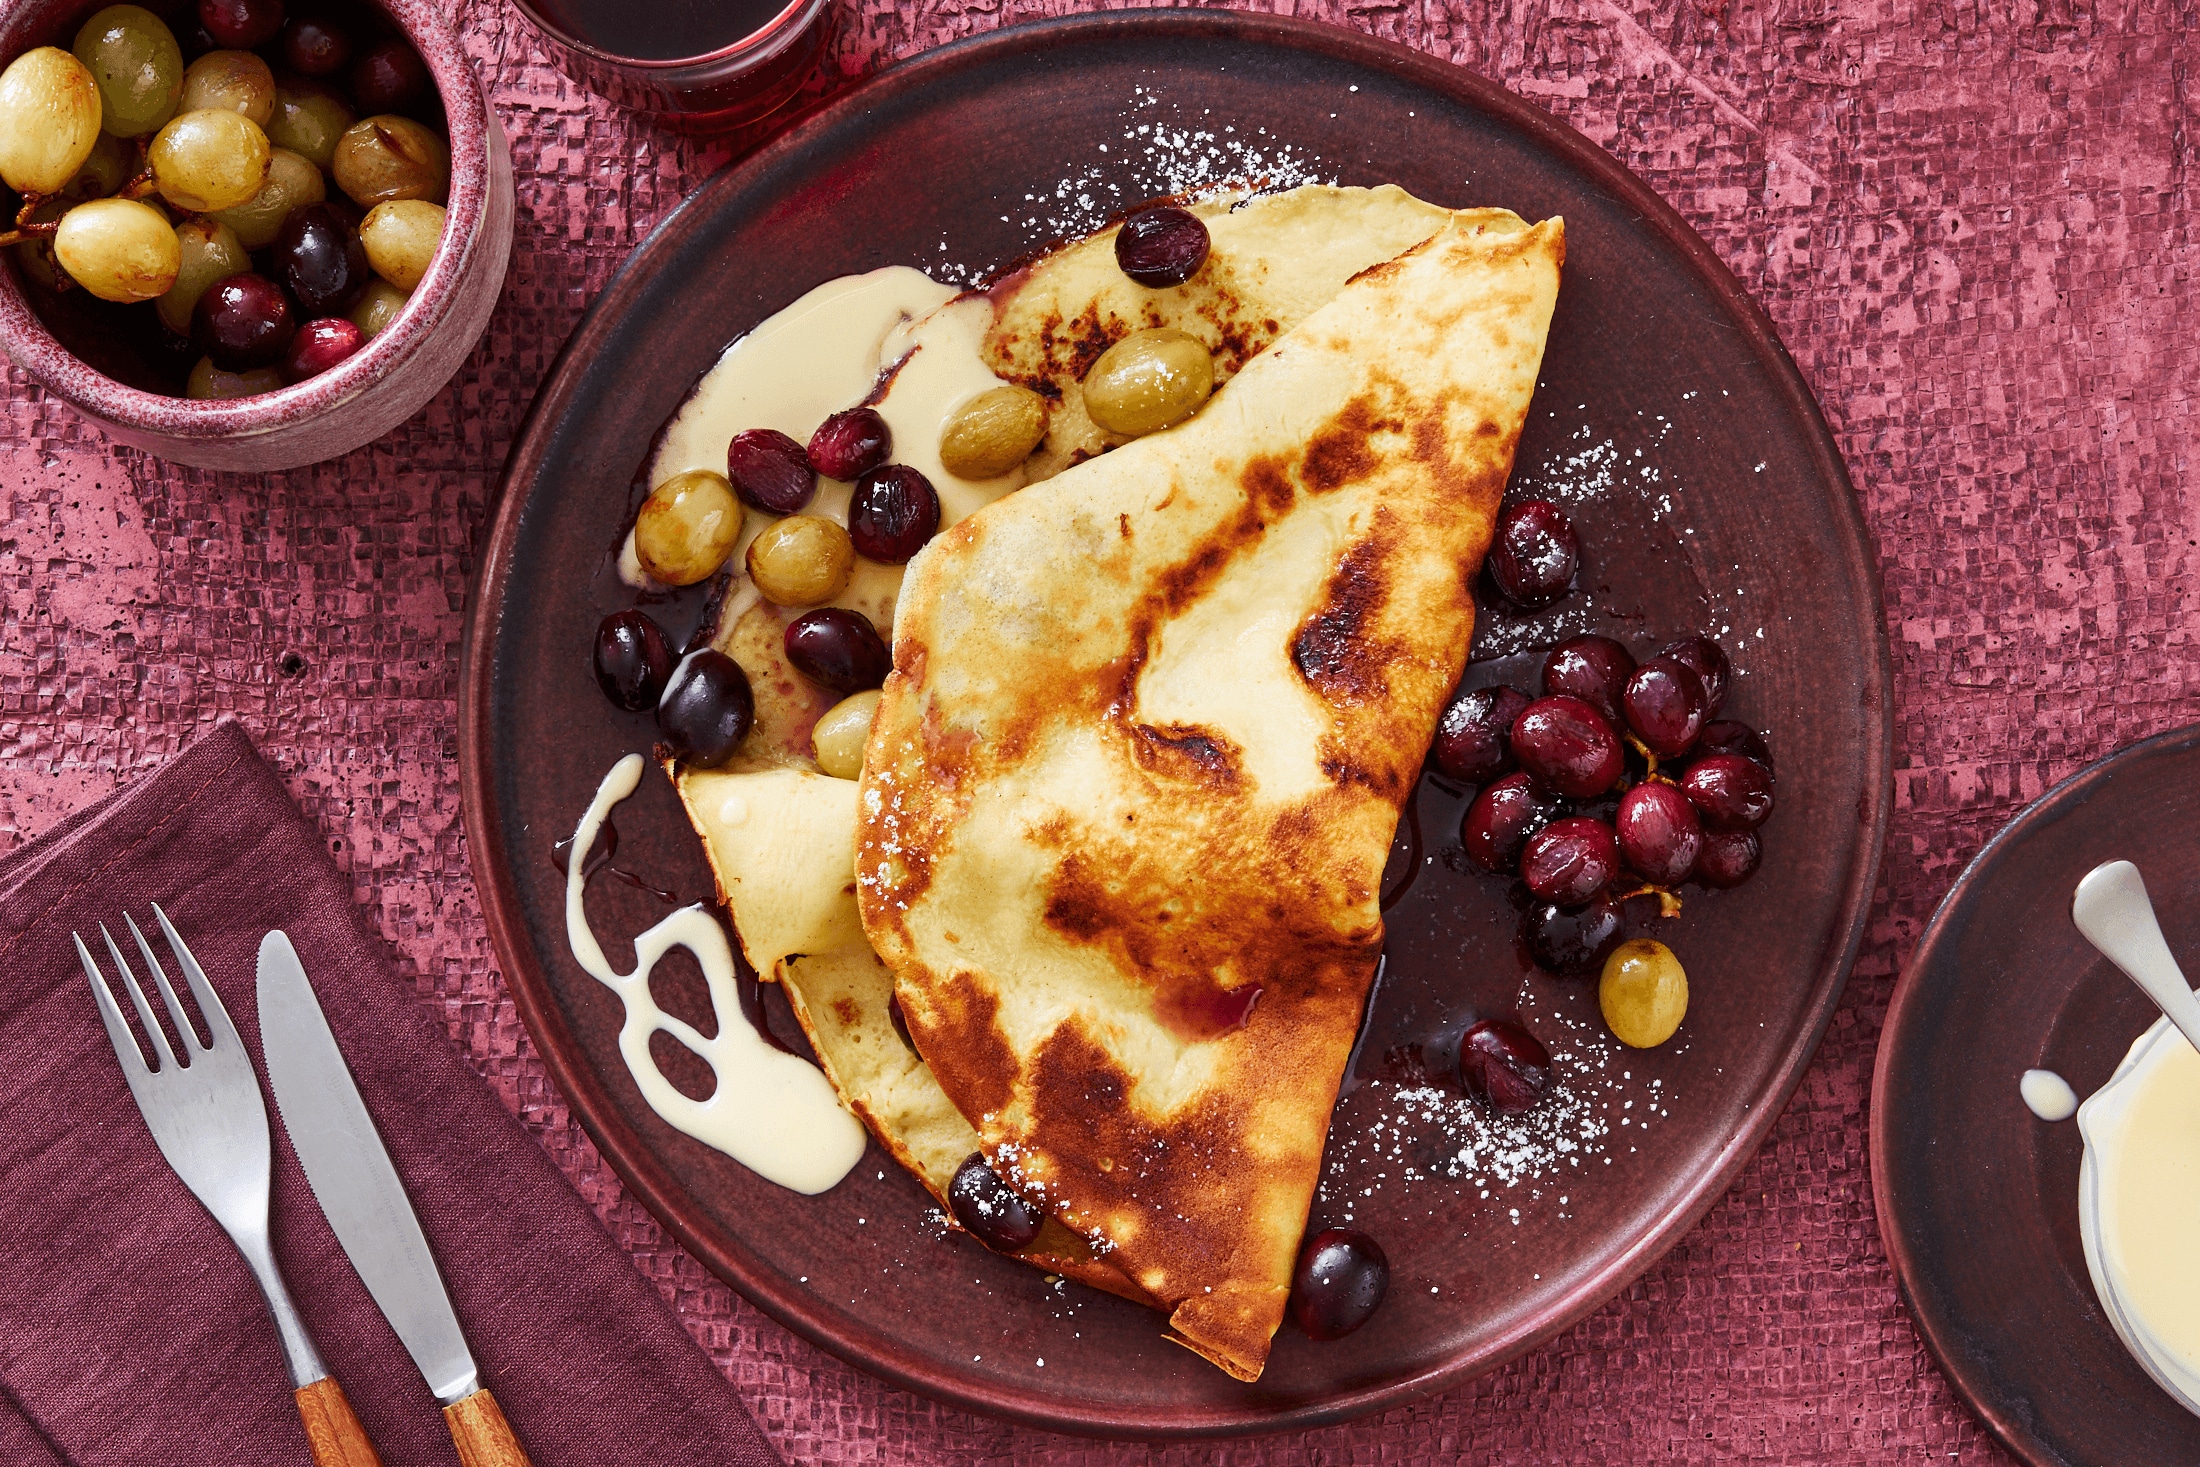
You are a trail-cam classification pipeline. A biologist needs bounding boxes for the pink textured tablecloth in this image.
[4,0,2185,1459]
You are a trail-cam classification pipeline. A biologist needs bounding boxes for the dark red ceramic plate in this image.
[460,11,1889,1436]
[1874,726,2200,1465]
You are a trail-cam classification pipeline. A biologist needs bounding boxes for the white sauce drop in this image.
[564,755,866,1195]
[2020,1068,2078,1121]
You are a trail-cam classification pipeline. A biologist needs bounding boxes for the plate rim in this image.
[1870,720,2200,1466]
[460,8,1895,1436]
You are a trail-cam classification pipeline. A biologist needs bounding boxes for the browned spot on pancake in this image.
[1129,722,1242,788]
[916,969,1015,1121]
[1243,457,1295,518]
[1299,398,1405,495]
[1292,533,1397,701]
[831,997,859,1025]
[1119,512,1132,538]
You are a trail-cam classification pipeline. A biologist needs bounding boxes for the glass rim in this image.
[507,0,829,74]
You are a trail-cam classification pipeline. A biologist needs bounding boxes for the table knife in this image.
[257,930,534,1467]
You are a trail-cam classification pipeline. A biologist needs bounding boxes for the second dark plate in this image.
[462,11,1891,1436]
[1875,725,2200,1465]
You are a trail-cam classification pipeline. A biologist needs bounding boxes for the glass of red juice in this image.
[510,0,836,131]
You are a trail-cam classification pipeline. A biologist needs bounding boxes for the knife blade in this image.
[255,929,480,1404]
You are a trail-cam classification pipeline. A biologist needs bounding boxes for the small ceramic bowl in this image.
[0,0,514,473]
[2077,1016,2200,1419]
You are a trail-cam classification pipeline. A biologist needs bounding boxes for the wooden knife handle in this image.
[444,1386,532,1467]
[293,1377,383,1467]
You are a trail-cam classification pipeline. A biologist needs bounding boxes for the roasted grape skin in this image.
[1510,695,1624,799]
[1542,635,1635,726]
[1431,685,1530,784]
[1486,499,1577,608]
[783,607,890,696]
[947,1153,1043,1251]
[1519,816,1620,907]
[656,650,754,767]
[1458,1017,1554,1114]
[1460,771,1558,874]
[1615,780,1704,887]
[1287,1228,1389,1341]
[1114,205,1210,288]
[593,609,673,712]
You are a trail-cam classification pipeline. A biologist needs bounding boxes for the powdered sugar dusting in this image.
[997,84,1334,250]
[1319,982,1681,1226]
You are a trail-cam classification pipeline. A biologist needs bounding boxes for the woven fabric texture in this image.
[9,0,2188,1459]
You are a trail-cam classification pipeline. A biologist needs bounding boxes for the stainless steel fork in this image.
[77,905,382,1467]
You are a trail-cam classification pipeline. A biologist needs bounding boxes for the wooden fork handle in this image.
[294,1377,383,1467]
[444,1386,532,1467]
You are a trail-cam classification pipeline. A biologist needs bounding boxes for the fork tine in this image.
[98,923,177,1073]
[151,902,243,1053]
[76,932,152,1078]
[126,912,207,1053]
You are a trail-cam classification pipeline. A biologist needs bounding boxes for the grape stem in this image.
[1619,883,1685,918]
[0,193,59,248]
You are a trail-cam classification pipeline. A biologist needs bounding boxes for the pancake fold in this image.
[858,209,1564,1379]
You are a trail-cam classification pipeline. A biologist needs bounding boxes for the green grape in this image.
[359,199,443,292]
[60,130,134,200]
[331,115,448,208]
[0,48,103,194]
[265,77,352,171]
[149,107,269,212]
[211,147,323,249]
[186,355,283,400]
[53,197,180,302]
[71,5,181,140]
[178,49,273,126]
[349,277,408,339]
[155,217,249,334]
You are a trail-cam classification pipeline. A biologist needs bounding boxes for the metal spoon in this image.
[2071,860,2200,1054]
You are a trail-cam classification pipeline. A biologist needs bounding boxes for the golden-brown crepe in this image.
[857,210,1564,1379]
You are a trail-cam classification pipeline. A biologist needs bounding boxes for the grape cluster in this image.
[1444,622,1773,961]
[0,0,450,399]
[597,411,949,773]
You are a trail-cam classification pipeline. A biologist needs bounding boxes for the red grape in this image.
[593,609,672,712]
[948,1153,1043,1250]
[849,464,940,563]
[1696,829,1761,888]
[783,607,890,695]
[1459,1017,1554,1113]
[1288,1228,1389,1340]
[725,428,816,515]
[1114,205,1211,288]
[656,650,753,767]
[1460,772,1557,873]
[806,407,890,480]
[192,273,295,370]
[1431,685,1530,784]
[1679,752,1774,831]
[198,0,284,48]
[350,38,428,112]
[1487,499,1577,608]
[1622,657,1708,758]
[280,316,363,381]
[273,204,370,317]
[1521,892,1625,976]
[1696,719,1773,774]
[1510,695,1624,799]
[1616,780,1703,886]
[1519,816,1620,907]
[1541,634,1635,725]
[281,15,352,76]
[1658,635,1730,717]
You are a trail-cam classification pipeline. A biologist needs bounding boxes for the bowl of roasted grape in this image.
[0,0,512,471]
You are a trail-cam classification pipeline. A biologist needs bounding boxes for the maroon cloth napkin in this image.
[0,718,784,1466]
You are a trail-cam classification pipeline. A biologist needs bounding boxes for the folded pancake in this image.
[857,211,1564,1379]
[675,187,1466,1287]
